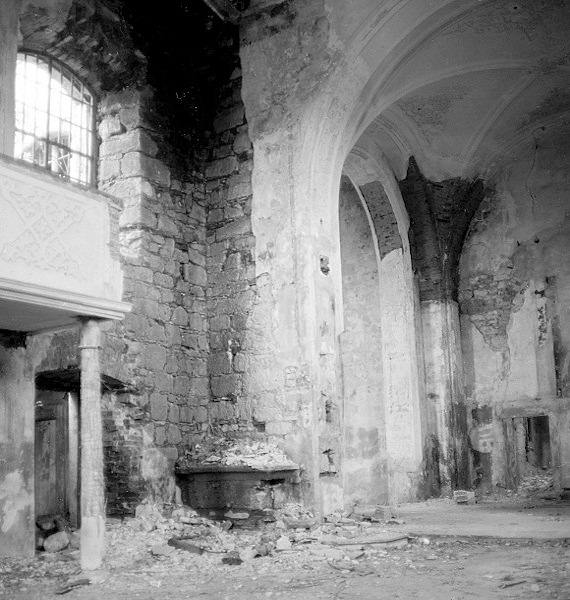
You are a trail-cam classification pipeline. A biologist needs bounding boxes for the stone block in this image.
[119,206,158,229]
[162,446,179,461]
[168,403,180,424]
[208,352,232,375]
[98,115,123,140]
[213,105,245,133]
[131,266,155,284]
[224,205,244,220]
[174,375,190,396]
[167,425,182,445]
[122,152,171,187]
[190,202,206,223]
[183,263,207,287]
[187,248,206,267]
[189,377,210,400]
[105,177,156,201]
[155,425,166,445]
[210,315,231,331]
[164,324,182,346]
[171,306,188,326]
[227,181,252,201]
[150,393,168,421]
[211,374,240,398]
[205,156,238,180]
[192,406,208,422]
[214,218,252,241]
[157,214,179,235]
[43,531,70,553]
[232,352,248,373]
[99,157,121,182]
[153,273,174,289]
[233,129,252,154]
[141,343,167,370]
[179,406,192,423]
[208,207,224,225]
[188,313,206,331]
[154,369,174,394]
[208,400,237,421]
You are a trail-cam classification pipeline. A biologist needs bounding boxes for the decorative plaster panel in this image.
[0,157,129,327]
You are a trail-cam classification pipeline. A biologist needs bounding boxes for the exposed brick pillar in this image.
[399,157,488,493]
[399,157,486,303]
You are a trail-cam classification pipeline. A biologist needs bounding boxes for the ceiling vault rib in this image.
[200,0,241,24]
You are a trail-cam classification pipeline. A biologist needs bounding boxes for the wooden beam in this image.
[201,0,241,24]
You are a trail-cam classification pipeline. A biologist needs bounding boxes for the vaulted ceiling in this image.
[338,0,570,183]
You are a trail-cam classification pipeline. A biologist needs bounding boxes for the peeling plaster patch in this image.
[525,88,570,127]
[241,0,338,136]
[284,365,310,389]
[140,428,176,503]
[449,0,568,44]
[398,87,467,135]
[0,470,32,534]
[319,255,330,275]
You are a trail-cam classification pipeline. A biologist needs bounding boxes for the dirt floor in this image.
[1,480,569,600]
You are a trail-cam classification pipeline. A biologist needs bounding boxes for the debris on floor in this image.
[176,438,298,470]
[453,490,476,505]
[2,490,570,599]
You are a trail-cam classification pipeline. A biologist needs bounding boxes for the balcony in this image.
[0,155,130,332]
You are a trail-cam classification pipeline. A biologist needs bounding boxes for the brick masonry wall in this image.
[399,157,487,302]
[97,87,209,511]
[359,180,402,259]
[204,65,257,438]
[22,0,256,513]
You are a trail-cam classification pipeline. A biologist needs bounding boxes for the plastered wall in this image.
[459,136,570,488]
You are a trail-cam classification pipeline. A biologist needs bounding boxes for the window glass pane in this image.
[32,139,46,168]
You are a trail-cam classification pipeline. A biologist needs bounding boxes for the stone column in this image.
[399,158,487,492]
[0,338,35,558]
[79,319,105,571]
[0,0,19,156]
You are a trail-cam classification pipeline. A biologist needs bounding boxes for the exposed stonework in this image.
[3,0,570,562]
[97,88,209,510]
[19,0,146,93]
[359,181,402,260]
[399,157,488,302]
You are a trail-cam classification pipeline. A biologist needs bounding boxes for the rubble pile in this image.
[35,514,80,554]
[2,496,570,598]
[176,438,299,471]
[100,499,414,575]
[519,470,554,495]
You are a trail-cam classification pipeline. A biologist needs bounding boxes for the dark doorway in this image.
[35,374,80,528]
[503,414,552,489]
[525,415,551,470]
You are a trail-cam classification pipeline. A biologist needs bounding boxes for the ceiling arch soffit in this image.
[342,0,483,147]
[343,138,411,242]
[339,0,570,180]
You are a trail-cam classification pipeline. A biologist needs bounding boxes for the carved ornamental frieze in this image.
[0,176,85,280]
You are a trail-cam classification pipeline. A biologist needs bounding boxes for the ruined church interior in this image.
[0,0,569,596]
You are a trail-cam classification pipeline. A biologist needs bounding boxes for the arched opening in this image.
[338,175,388,506]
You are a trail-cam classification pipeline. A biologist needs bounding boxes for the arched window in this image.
[14,52,96,186]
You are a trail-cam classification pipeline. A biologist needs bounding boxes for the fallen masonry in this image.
[1,494,570,600]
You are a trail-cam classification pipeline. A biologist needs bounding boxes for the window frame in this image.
[14,50,98,187]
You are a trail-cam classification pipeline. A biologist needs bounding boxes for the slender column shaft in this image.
[79,319,105,571]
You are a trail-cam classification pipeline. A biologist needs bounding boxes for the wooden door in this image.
[35,419,59,516]
[35,391,69,518]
